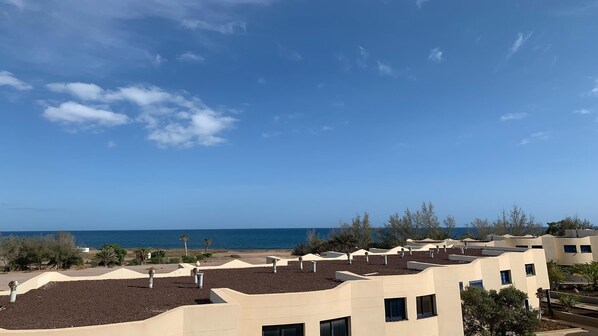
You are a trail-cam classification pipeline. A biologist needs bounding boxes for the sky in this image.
[1,0,598,231]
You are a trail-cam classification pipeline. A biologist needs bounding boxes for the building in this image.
[0,246,548,336]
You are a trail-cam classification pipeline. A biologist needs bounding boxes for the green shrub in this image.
[230,254,241,259]
[128,258,141,266]
[204,252,212,258]
[168,257,180,264]
[182,255,196,263]
[196,254,206,261]
[150,250,166,264]
[559,293,580,312]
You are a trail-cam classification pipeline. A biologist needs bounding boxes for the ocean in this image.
[0,227,476,250]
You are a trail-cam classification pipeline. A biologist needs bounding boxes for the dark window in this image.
[320,317,349,336]
[500,270,512,285]
[581,245,592,253]
[416,294,436,319]
[385,298,407,322]
[524,299,530,311]
[516,245,528,248]
[564,245,577,253]
[532,245,543,249]
[459,282,464,291]
[469,280,484,288]
[525,264,535,276]
[263,324,304,336]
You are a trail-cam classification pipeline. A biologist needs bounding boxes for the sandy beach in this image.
[0,248,294,291]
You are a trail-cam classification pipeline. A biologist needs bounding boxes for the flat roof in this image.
[0,248,487,329]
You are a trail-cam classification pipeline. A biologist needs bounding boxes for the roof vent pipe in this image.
[365,251,369,264]
[443,244,447,253]
[272,258,278,273]
[384,254,388,265]
[408,247,412,255]
[346,252,352,265]
[400,248,405,258]
[430,250,434,258]
[8,281,18,303]
[460,246,465,254]
[299,256,303,270]
[436,245,440,253]
[192,268,198,285]
[148,269,155,289]
[311,261,317,273]
[196,272,204,289]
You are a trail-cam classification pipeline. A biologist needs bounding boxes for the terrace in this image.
[0,248,489,330]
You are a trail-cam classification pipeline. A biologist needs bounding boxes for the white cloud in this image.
[416,0,430,8]
[0,0,24,9]
[46,82,237,148]
[0,70,32,90]
[107,140,117,148]
[573,109,592,115]
[590,80,598,96]
[321,126,334,132]
[507,32,533,59]
[520,132,548,145]
[377,61,396,77]
[177,52,205,63]
[151,54,167,66]
[428,47,443,62]
[261,131,280,139]
[277,44,302,61]
[257,77,267,85]
[181,19,247,34]
[47,82,104,100]
[43,101,129,127]
[500,113,528,121]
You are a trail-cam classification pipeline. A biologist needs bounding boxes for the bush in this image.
[150,250,166,264]
[196,254,206,261]
[168,257,180,264]
[558,293,580,312]
[182,255,196,263]
[204,252,212,258]
[128,258,141,266]
[230,254,241,259]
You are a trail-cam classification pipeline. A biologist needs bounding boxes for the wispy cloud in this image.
[45,82,237,147]
[177,52,205,63]
[573,108,592,115]
[43,101,130,127]
[0,70,33,90]
[428,47,443,62]
[0,0,24,10]
[590,80,598,96]
[107,140,117,148]
[151,54,167,67]
[257,77,267,85]
[520,132,548,145]
[416,0,430,8]
[181,20,247,34]
[277,44,302,61]
[377,61,396,77]
[506,32,533,59]
[321,125,334,132]
[500,112,528,121]
[261,131,280,139]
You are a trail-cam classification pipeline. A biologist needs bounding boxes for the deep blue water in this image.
[0,227,473,250]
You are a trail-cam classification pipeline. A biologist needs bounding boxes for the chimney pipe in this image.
[8,281,18,303]
[197,272,204,289]
[299,256,303,270]
[148,269,155,289]
[311,261,317,273]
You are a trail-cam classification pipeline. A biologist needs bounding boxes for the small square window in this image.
[564,245,577,253]
[385,298,407,322]
[525,264,535,276]
[531,245,543,249]
[581,245,592,253]
[469,280,484,288]
[416,294,436,319]
[500,270,512,285]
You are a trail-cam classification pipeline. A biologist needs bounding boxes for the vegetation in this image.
[461,286,539,336]
[95,245,118,267]
[547,260,566,290]
[558,293,580,312]
[182,255,196,263]
[100,243,127,265]
[134,247,151,265]
[572,261,598,289]
[180,234,189,257]
[204,238,211,254]
[546,216,594,236]
[0,233,83,271]
[150,250,166,264]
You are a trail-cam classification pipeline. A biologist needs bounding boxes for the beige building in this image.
[0,246,548,336]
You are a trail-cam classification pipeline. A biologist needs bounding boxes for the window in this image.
[385,298,407,322]
[525,264,535,276]
[416,294,436,319]
[320,317,349,336]
[469,280,484,288]
[516,245,528,248]
[524,299,530,311]
[581,245,592,253]
[500,270,512,285]
[532,245,543,249]
[564,245,577,253]
[263,324,304,336]
[459,282,464,291]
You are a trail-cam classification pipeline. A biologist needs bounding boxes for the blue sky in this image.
[1,0,598,231]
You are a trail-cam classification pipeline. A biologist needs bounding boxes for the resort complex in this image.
[0,244,549,336]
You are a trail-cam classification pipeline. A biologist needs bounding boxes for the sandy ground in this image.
[0,249,293,291]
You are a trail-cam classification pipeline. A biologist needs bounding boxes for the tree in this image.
[350,212,373,249]
[573,262,598,289]
[47,232,82,269]
[546,216,594,236]
[203,238,211,254]
[461,286,538,336]
[180,234,189,257]
[100,244,127,266]
[95,246,117,267]
[546,260,566,290]
[443,215,456,239]
[381,213,402,248]
[470,218,492,240]
[492,204,542,236]
[0,236,22,271]
[415,202,442,239]
[135,247,151,265]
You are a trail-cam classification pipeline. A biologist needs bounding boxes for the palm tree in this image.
[573,262,598,289]
[180,235,189,257]
[95,246,117,267]
[134,247,151,265]
[204,238,212,254]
